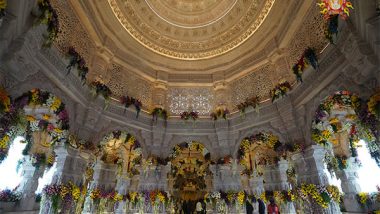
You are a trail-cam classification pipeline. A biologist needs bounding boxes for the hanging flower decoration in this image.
[216,155,232,165]
[324,15,339,44]
[0,87,11,113]
[120,95,142,118]
[100,131,141,176]
[317,0,354,20]
[180,111,199,121]
[237,191,245,206]
[151,107,168,121]
[292,48,319,82]
[368,91,380,120]
[270,81,292,102]
[210,108,229,120]
[238,132,282,160]
[0,0,6,23]
[66,47,88,84]
[237,96,260,115]
[36,0,59,47]
[90,81,112,101]
[0,189,22,202]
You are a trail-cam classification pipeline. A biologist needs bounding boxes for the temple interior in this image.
[0,0,380,213]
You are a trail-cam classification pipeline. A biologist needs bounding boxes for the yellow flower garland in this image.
[237,191,245,205]
[0,135,10,149]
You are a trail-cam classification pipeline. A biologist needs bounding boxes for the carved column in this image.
[335,158,363,213]
[213,81,229,108]
[18,158,45,211]
[152,80,168,109]
[83,161,105,213]
[114,173,131,214]
[277,159,296,214]
[302,145,329,185]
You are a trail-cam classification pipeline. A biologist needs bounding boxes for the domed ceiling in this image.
[50,0,327,113]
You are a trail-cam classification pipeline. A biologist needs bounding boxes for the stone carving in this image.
[167,87,214,115]
[108,0,275,59]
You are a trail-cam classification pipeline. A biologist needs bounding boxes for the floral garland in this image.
[180,111,199,121]
[120,96,142,118]
[170,141,210,160]
[324,15,339,44]
[292,48,318,82]
[270,81,292,102]
[0,0,6,23]
[238,132,282,160]
[66,47,88,84]
[215,155,232,165]
[357,190,380,208]
[30,152,55,169]
[0,89,68,163]
[0,87,11,114]
[237,96,260,115]
[368,91,380,120]
[42,182,82,213]
[0,189,22,202]
[90,81,112,101]
[151,107,168,121]
[210,108,229,120]
[298,184,341,209]
[36,0,59,47]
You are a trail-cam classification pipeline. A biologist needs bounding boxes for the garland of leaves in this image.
[270,81,292,102]
[66,47,88,84]
[120,96,142,118]
[36,0,59,47]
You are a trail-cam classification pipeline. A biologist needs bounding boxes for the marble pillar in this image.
[18,158,45,211]
[114,173,131,214]
[277,159,296,214]
[335,157,364,213]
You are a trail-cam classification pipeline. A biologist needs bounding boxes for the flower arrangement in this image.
[0,189,22,202]
[216,155,232,165]
[238,132,282,160]
[292,48,318,82]
[151,107,168,121]
[0,87,11,114]
[237,96,260,115]
[270,81,292,102]
[66,47,88,84]
[210,108,229,120]
[90,81,112,101]
[120,95,142,118]
[42,182,83,213]
[368,91,380,120]
[0,0,6,22]
[317,0,354,20]
[180,111,199,121]
[324,15,339,44]
[299,183,340,209]
[36,0,59,47]
[237,191,245,205]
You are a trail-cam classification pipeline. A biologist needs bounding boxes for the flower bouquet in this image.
[292,56,308,83]
[120,95,142,118]
[270,81,292,102]
[151,107,168,121]
[210,108,229,120]
[180,111,199,121]
[36,0,59,47]
[368,91,380,120]
[90,81,112,107]
[0,0,6,25]
[0,189,22,202]
[237,96,260,115]
[66,47,88,84]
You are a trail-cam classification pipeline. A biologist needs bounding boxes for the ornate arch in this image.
[233,127,285,158]
[165,135,214,159]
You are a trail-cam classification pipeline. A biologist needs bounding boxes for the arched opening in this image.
[311,91,380,207]
[168,141,211,204]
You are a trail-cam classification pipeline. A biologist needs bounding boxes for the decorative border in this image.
[107,0,276,60]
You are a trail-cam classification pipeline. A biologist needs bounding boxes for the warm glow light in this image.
[0,136,26,190]
[356,140,380,193]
